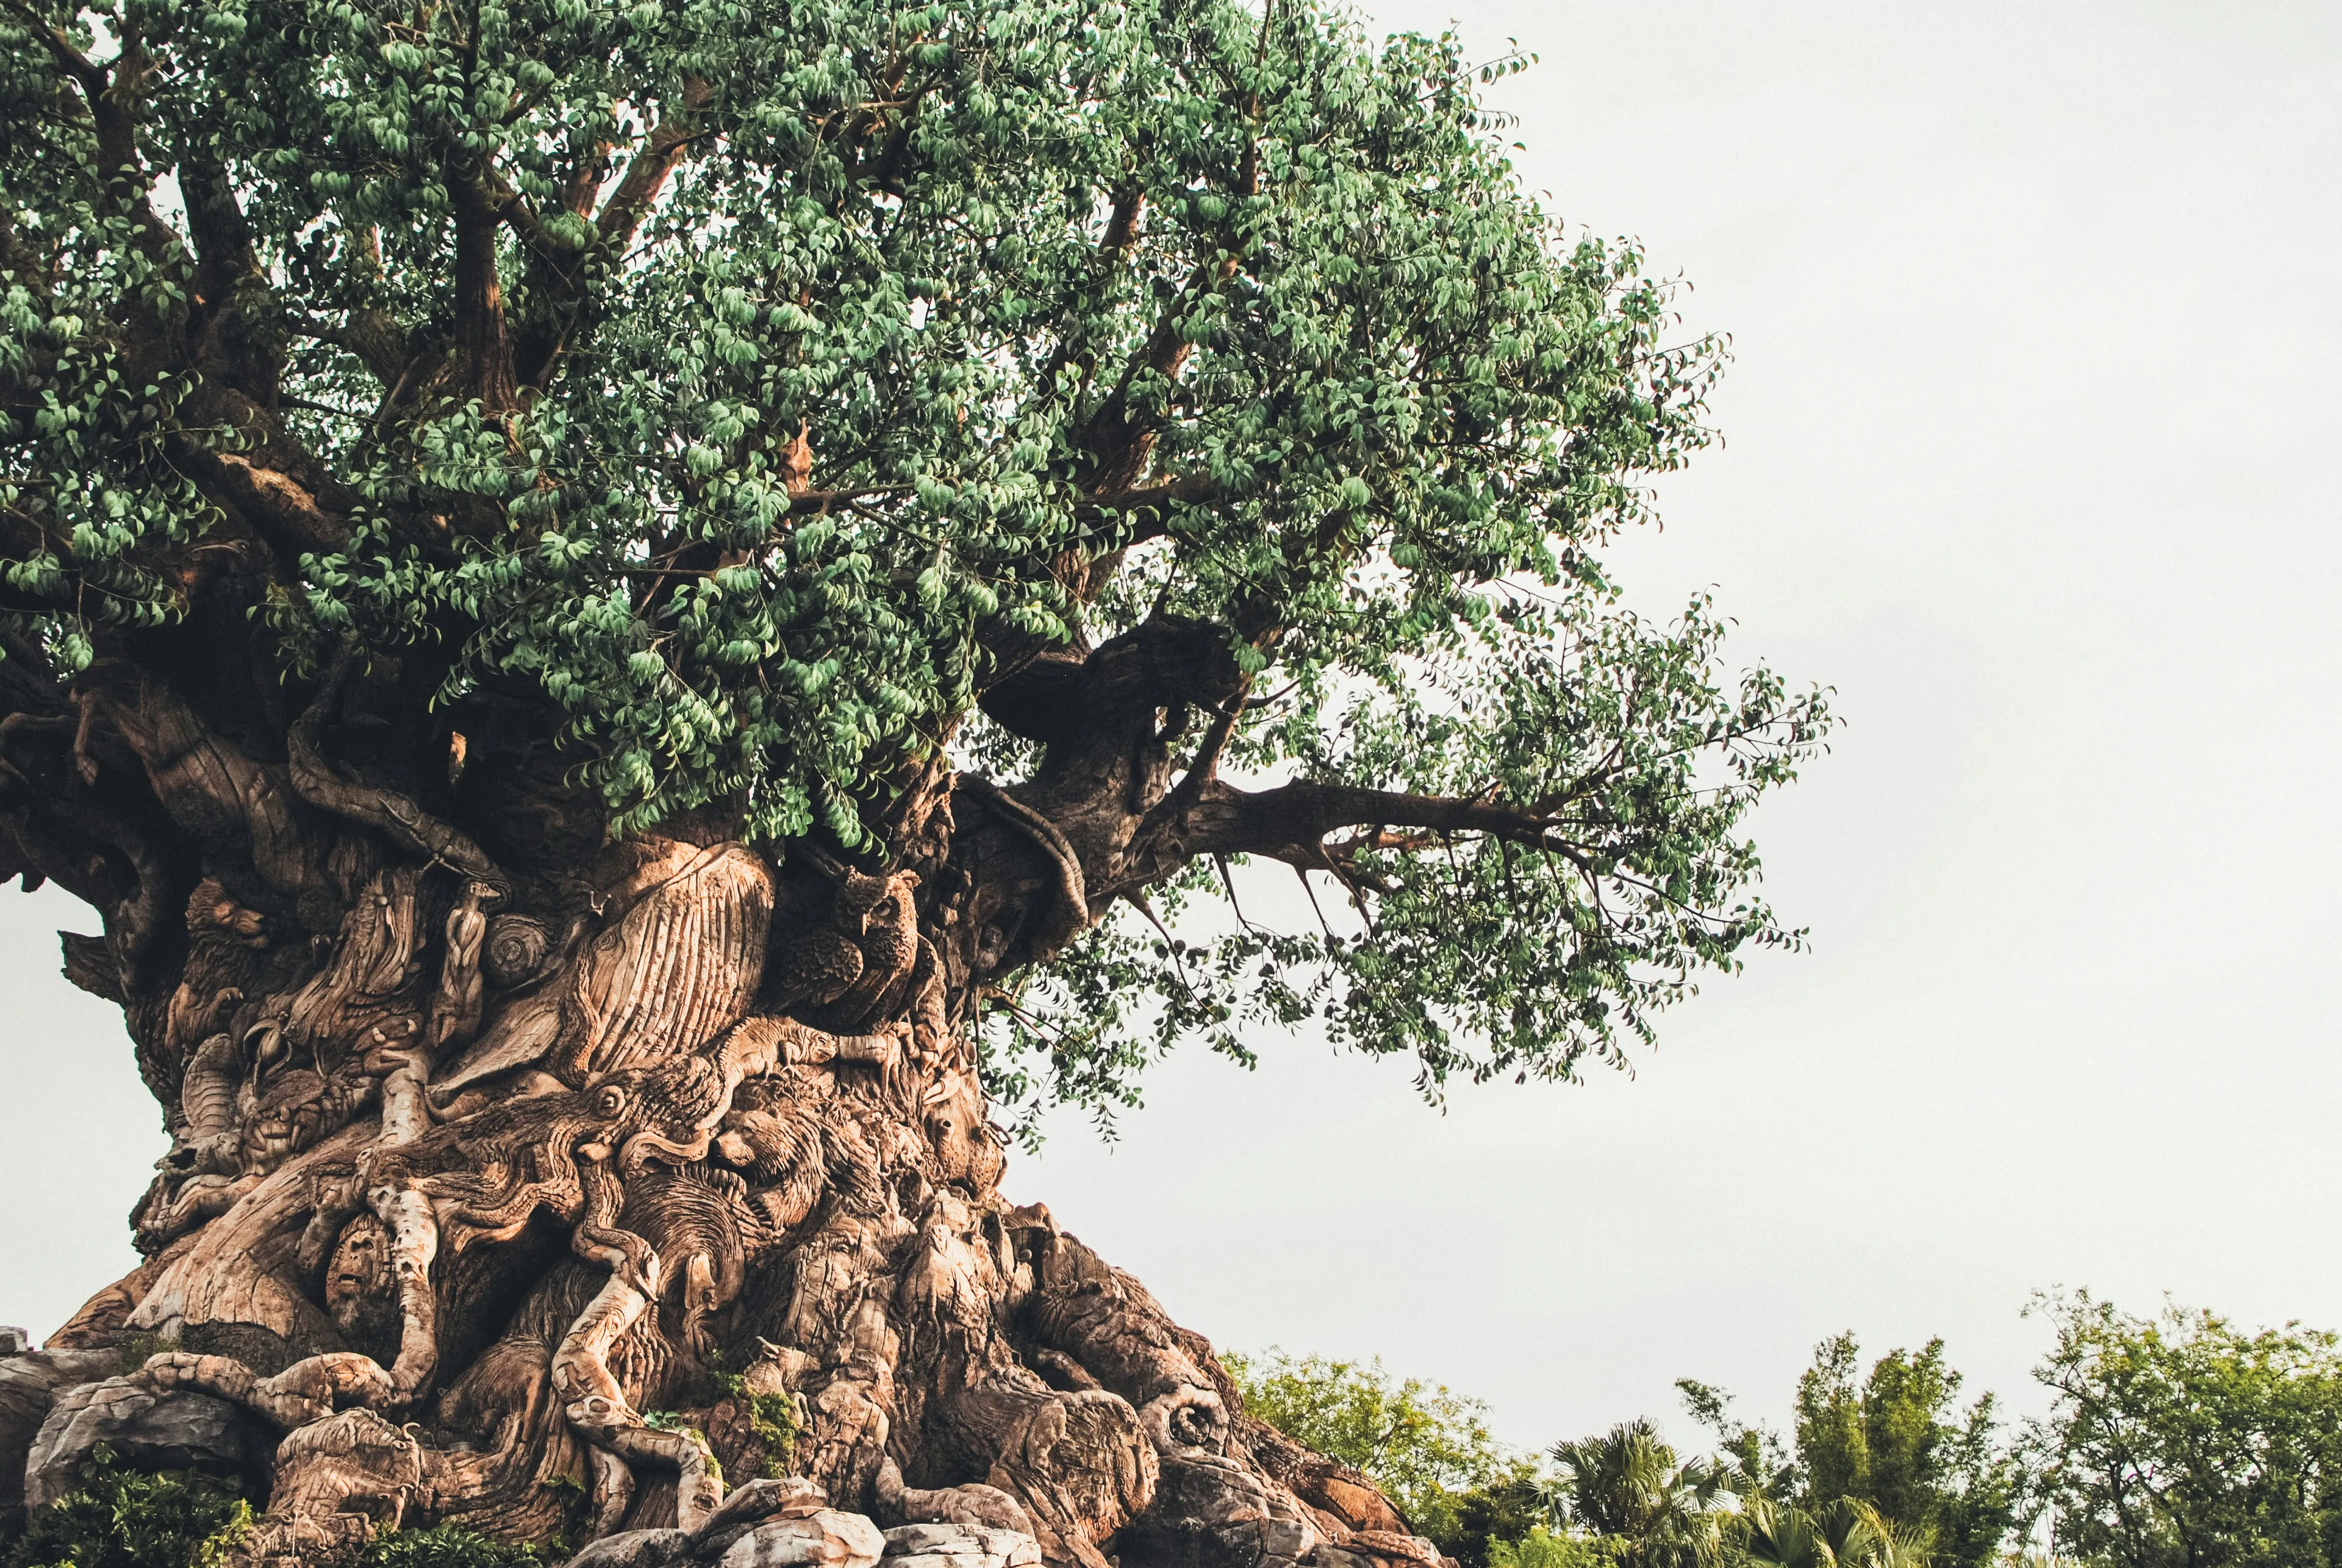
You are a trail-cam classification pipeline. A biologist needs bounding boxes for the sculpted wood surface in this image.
[0,650,1437,1568]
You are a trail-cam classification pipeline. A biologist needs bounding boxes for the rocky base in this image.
[567,1492,1024,1568]
[0,1332,1452,1568]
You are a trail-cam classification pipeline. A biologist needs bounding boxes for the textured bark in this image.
[0,637,1441,1568]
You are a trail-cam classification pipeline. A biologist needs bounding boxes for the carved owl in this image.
[764,867,919,1028]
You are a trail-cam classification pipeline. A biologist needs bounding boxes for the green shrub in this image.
[4,1450,555,1568]
[1488,1527,1623,1568]
[4,1446,251,1568]
[333,1523,551,1567]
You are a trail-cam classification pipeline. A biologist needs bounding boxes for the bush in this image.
[1488,1527,1621,1568]
[4,1447,251,1568]
[4,1450,550,1568]
[332,1523,551,1567]
[1225,1348,1521,1528]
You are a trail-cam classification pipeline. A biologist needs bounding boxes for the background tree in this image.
[1678,1337,2020,1568]
[0,0,1827,1556]
[1222,1348,1533,1552]
[1546,1420,1727,1568]
[2025,1293,2342,1568]
[1788,1334,2019,1568]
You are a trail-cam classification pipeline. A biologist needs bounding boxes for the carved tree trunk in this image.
[1,643,1434,1568]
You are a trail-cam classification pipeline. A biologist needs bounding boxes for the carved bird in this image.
[762,867,899,1018]
[817,870,920,1033]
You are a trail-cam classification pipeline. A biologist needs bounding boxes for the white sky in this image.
[3,0,2339,1464]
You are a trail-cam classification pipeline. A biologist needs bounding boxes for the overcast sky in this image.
[4,0,2339,1461]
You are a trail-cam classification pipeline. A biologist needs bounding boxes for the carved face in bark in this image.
[324,1212,403,1355]
[324,1215,391,1318]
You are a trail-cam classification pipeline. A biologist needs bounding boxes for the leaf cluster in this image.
[2024,1292,2342,1568]
[1223,1346,1523,1533]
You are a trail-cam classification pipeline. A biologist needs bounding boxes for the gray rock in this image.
[0,1327,27,1356]
[890,1550,1044,1568]
[565,1528,695,1568]
[700,1477,829,1536]
[1258,1520,1318,1562]
[720,1509,886,1568]
[23,1376,271,1511]
[0,1351,127,1517]
[881,1524,1042,1567]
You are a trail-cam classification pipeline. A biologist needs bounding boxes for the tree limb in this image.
[288,646,509,898]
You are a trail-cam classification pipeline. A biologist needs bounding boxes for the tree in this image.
[1222,1349,1526,1547]
[1789,1333,2018,1568]
[1439,1477,1558,1568]
[0,0,1828,1556]
[2026,1293,2342,1568]
[1681,1336,2020,1568]
[1730,1497,1924,1568]
[1547,1420,1728,1568]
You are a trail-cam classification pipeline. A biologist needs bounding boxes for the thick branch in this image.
[452,183,520,414]
[513,82,708,391]
[593,84,707,251]
[1176,780,1591,867]
[288,648,509,895]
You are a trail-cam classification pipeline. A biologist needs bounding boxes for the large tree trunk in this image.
[1,648,1433,1568]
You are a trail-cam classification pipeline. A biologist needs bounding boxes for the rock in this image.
[23,1375,271,1511]
[1343,1532,1445,1568]
[1293,1474,1408,1538]
[1258,1519,1319,1562]
[698,1476,830,1536]
[0,1327,27,1356]
[0,1350,121,1519]
[892,1550,1047,1568]
[720,1509,887,1568]
[880,1523,1042,1567]
[566,1528,695,1568]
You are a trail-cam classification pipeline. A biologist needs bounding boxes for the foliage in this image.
[718,1376,803,1478]
[1489,1526,1625,1568]
[1727,1496,1925,1568]
[1680,1336,2018,1568]
[992,590,1831,1119]
[0,1452,553,1568]
[1787,1334,2019,1568]
[331,1523,551,1567]
[105,1333,182,1380]
[1546,1420,1728,1568]
[1,0,1831,1114]
[2024,1292,2342,1568]
[1435,1475,1560,1568]
[1676,1380,1799,1505]
[1224,1348,1521,1534]
[2,1447,250,1568]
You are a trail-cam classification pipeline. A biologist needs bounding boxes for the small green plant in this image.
[743,1389,802,1478]
[328,1522,551,1567]
[1487,1527,1620,1568]
[107,1332,184,1380]
[4,1445,251,1568]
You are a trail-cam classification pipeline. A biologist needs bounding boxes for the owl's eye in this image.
[595,1086,628,1118]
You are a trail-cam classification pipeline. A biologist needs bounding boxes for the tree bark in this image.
[1,651,1435,1568]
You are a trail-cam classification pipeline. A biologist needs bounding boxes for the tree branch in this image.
[1157,779,1602,881]
[288,646,509,897]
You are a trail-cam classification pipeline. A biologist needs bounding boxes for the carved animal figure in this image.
[766,868,920,1025]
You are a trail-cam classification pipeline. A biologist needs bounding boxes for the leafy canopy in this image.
[1,0,1830,1104]
[1223,1347,1525,1535]
[2025,1292,2342,1568]
[1680,1334,2021,1568]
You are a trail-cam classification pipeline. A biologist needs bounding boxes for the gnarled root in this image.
[135,1350,395,1428]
